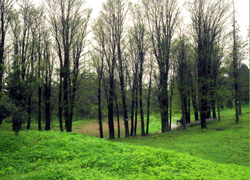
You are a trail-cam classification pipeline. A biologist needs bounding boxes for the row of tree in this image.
[0,0,248,138]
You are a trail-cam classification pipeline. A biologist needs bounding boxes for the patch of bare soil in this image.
[73,120,142,139]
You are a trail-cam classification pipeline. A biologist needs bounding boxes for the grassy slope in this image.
[0,130,249,180]
[115,106,250,167]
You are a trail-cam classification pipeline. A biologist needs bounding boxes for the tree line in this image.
[0,0,248,138]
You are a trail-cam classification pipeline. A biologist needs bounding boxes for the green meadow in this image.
[0,106,249,179]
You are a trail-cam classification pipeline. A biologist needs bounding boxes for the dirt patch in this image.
[73,120,142,139]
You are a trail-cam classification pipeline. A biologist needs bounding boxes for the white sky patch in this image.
[34,0,248,65]
[33,0,248,36]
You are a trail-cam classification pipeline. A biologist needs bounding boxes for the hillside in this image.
[0,130,249,180]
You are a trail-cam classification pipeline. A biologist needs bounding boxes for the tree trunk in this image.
[117,44,129,137]
[27,96,31,130]
[59,75,63,132]
[239,100,242,114]
[217,101,221,121]
[146,64,153,134]
[134,87,138,136]
[114,91,120,138]
[233,0,239,123]
[200,90,208,129]
[130,84,135,136]
[0,2,6,92]
[139,55,145,135]
[108,75,115,139]
[64,43,71,132]
[98,80,103,138]
[160,71,169,132]
[212,100,216,119]
[38,86,42,131]
[186,89,191,124]
[190,75,199,121]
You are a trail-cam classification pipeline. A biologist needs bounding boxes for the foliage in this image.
[0,129,249,180]
[116,106,249,167]
[0,92,17,125]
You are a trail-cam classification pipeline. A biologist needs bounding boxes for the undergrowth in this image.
[0,130,249,180]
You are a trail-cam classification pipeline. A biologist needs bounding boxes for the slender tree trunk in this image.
[131,62,138,136]
[59,75,63,132]
[160,71,169,132]
[169,76,175,131]
[212,100,216,119]
[63,42,72,132]
[139,56,145,135]
[38,86,42,131]
[181,94,187,130]
[186,89,191,124]
[233,0,239,123]
[108,74,115,139]
[27,96,31,130]
[0,2,6,92]
[134,87,138,136]
[239,100,242,114]
[146,64,153,134]
[217,101,221,121]
[190,74,199,121]
[98,79,103,138]
[130,84,135,136]
[117,45,129,137]
[114,90,120,138]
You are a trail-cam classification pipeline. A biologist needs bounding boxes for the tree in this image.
[46,0,91,132]
[143,0,180,132]
[43,32,54,131]
[7,0,37,132]
[97,0,118,139]
[175,33,190,129]
[27,6,44,130]
[146,56,153,134]
[127,32,139,136]
[186,0,229,128]
[92,18,105,138]
[114,0,129,137]
[130,2,148,135]
[232,0,240,122]
[0,0,14,93]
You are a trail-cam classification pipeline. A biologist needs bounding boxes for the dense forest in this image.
[0,0,248,139]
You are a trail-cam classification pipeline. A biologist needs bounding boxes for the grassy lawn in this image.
[0,130,249,179]
[0,106,249,179]
[113,106,250,167]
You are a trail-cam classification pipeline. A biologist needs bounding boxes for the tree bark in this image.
[114,88,120,138]
[27,96,31,130]
[138,53,145,135]
[134,86,138,136]
[146,64,153,134]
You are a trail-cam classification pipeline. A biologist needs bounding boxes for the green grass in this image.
[114,106,250,167]
[0,130,249,180]
[0,116,93,132]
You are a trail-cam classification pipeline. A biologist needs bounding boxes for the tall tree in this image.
[127,32,138,136]
[92,18,105,138]
[130,2,147,135]
[98,0,118,139]
[46,0,91,132]
[0,0,14,93]
[175,33,189,130]
[114,0,129,137]
[232,0,239,122]
[186,0,229,128]
[43,32,54,131]
[143,0,180,132]
[27,6,44,130]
